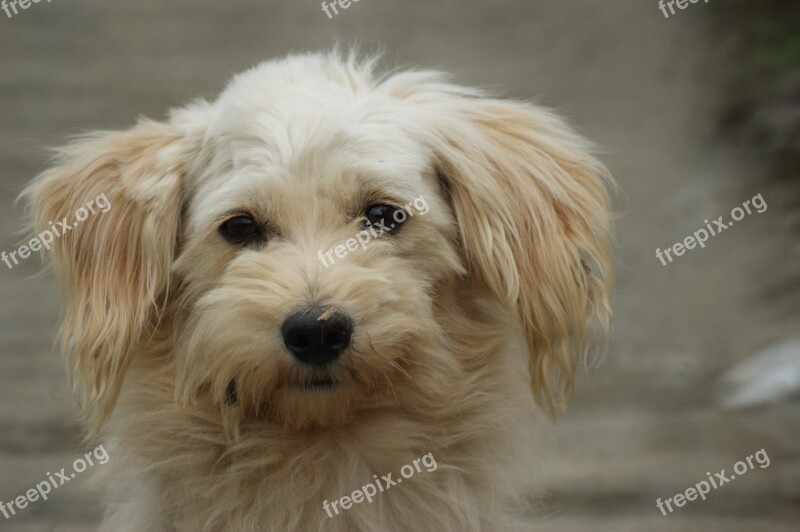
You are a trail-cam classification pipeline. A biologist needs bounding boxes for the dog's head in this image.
[23,53,613,438]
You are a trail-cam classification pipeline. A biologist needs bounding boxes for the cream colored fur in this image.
[22,51,614,531]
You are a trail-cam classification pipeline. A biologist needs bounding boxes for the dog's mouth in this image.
[301,378,338,391]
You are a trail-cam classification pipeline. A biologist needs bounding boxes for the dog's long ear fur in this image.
[393,79,614,415]
[22,112,206,438]
[438,99,613,415]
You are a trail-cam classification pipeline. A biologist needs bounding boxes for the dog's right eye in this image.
[219,215,262,244]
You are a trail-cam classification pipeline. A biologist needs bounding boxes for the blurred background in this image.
[1,1,798,530]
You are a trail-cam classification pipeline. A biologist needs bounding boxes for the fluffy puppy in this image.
[23,51,614,531]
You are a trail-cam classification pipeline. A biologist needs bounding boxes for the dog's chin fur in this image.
[22,51,614,531]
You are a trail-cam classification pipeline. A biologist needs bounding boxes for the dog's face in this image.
[173,72,465,428]
[24,53,613,437]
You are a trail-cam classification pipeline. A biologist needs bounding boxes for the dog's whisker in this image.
[384,357,412,380]
[380,369,401,405]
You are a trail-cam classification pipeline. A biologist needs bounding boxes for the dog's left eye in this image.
[219,215,262,244]
[363,204,407,232]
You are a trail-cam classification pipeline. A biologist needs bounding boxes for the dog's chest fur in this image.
[99,341,543,531]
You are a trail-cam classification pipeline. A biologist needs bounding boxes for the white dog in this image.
[23,51,614,531]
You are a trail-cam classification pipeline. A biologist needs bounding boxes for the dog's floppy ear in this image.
[417,91,613,415]
[22,111,207,437]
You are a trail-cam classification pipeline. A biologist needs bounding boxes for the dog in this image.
[23,51,614,531]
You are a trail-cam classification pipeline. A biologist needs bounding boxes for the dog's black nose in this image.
[281,308,352,365]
